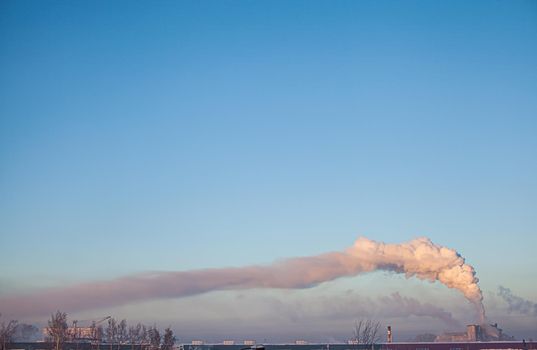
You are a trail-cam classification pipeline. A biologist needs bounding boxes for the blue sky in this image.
[1,0,536,341]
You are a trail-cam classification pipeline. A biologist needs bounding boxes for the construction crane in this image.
[69,316,111,342]
[90,316,112,341]
[72,316,111,328]
[93,316,112,326]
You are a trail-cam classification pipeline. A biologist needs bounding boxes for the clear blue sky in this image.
[1,0,536,340]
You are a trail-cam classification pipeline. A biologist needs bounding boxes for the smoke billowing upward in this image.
[498,286,537,317]
[0,237,484,321]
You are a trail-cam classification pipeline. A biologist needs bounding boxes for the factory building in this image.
[42,327,95,340]
[435,323,511,342]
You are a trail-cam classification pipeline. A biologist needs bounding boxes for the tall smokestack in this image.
[387,326,393,343]
[466,324,481,341]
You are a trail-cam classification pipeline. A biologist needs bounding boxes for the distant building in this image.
[243,340,256,346]
[223,341,235,346]
[295,340,308,345]
[435,323,513,342]
[192,340,204,346]
[42,327,95,341]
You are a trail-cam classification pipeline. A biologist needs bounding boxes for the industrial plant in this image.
[3,322,534,350]
[435,324,513,342]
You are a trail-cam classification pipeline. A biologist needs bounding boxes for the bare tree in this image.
[90,323,105,350]
[162,328,175,350]
[148,327,160,350]
[128,324,141,350]
[96,325,105,343]
[0,314,18,350]
[71,320,81,343]
[106,318,118,350]
[140,325,149,350]
[118,320,127,350]
[352,319,381,346]
[47,311,68,350]
[90,321,105,343]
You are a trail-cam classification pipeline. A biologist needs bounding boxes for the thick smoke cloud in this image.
[498,286,537,317]
[0,237,484,320]
[347,237,484,320]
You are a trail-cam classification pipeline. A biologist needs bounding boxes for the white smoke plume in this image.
[347,237,485,320]
[0,237,484,320]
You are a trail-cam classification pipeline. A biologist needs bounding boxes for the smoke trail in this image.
[270,291,461,327]
[498,286,537,317]
[379,292,462,328]
[0,237,484,320]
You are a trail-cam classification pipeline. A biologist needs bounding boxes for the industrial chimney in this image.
[466,325,481,341]
[387,326,393,343]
